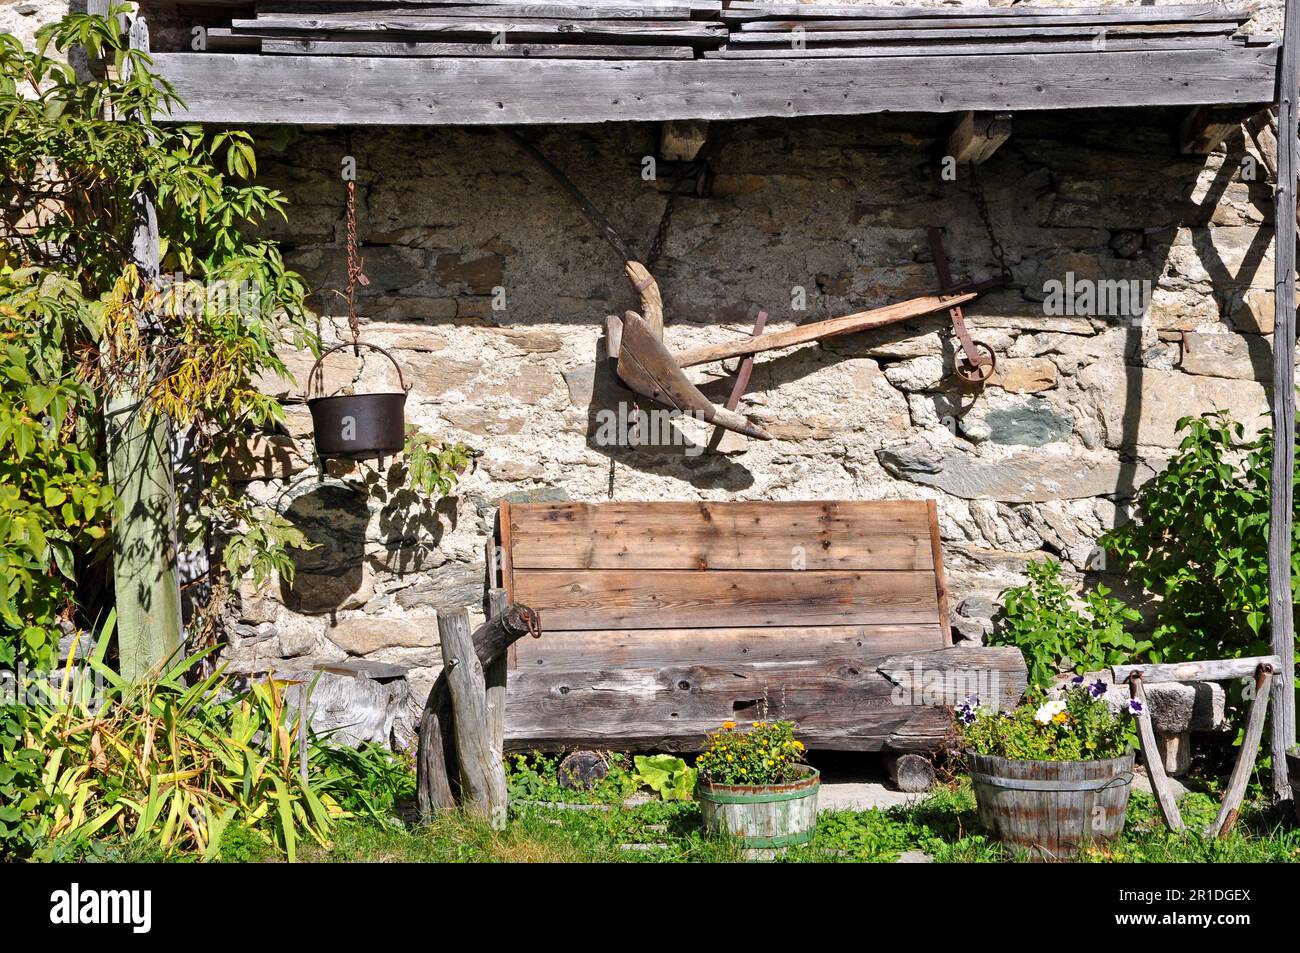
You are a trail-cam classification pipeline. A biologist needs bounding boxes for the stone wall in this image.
[7,0,1293,741]
[221,107,1287,733]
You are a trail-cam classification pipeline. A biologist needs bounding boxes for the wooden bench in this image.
[492,500,1027,756]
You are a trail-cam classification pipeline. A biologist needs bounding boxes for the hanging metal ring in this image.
[954,341,997,387]
[305,340,409,401]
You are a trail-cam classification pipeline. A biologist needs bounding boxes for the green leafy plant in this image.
[504,753,638,805]
[14,617,414,861]
[992,558,1148,692]
[1100,411,1298,664]
[631,754,696,802]
[695,720,807,786]
[402,431,474,498]
[957,678,1137,762]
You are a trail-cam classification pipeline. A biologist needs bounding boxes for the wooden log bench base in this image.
[495,500,1028,759]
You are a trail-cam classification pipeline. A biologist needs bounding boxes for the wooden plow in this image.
[607,231,1004,440]
[1112,655,1281,838]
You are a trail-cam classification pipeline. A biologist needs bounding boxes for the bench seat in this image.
[494,500,1026,752]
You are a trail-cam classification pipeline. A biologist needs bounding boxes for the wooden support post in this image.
[947,111,1011,164]
[418,604,539,823]
[660,119,709,161]
[1178,104,1246,155]
[485,587,508,762]
[884,752,936,793]
[438,607,508,829]
[1270,0,1300,803]
[1127,673,1184,832]
[1209,664,1274,838]
[110,16,183,683]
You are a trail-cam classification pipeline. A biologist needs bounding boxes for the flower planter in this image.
[697,764,819,853]
[967,750,1134,860]
[307,342,408,462]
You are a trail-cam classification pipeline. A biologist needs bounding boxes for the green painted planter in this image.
[698,765,820,852]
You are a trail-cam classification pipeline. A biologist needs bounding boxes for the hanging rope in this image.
[345,178,368,347]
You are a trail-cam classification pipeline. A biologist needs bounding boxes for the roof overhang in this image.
[150,44,1278,125]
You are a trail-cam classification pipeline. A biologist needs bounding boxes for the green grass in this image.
[70,751,1300,864]
[275,780,1300,864]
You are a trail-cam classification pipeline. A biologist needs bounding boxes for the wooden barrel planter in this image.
[698,765,819,853]
[307,342,408,463]
[967,751,1134,860]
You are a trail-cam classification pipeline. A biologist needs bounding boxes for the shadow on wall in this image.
[273,477,454,619]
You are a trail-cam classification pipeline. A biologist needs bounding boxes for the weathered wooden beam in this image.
[415,603,538,818]
[253,37,695,58]
[1270,0,1299,803]
[111,17,183,684]
[255,2,716,18]
[948,110,1011,164]
[725,22,1242,44]
[1111,655,1282,684]
[660,119,708,161]
[149,47,1279,125]
[884,752,936,792]
[504,645,1027,752]
[484,587,508,765]
[231,15,727,44]
[718,2,1247,21]
[1127,674,1185,832]
[1179,104,1249,154]
[1209,664,1274,836]
[735,11,1247,31]
[704,36,1242,59]
[438,607,507,828]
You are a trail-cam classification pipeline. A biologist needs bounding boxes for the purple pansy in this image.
[1089,678,1108,699]
[1127,698,1145,716]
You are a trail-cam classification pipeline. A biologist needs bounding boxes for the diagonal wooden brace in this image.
[1208,662,1275,838]
[1127,671,1185,833]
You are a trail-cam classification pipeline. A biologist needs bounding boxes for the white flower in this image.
[1035,699,1067,724]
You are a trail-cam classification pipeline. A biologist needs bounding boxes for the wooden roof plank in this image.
[253,35,698,55]
[726,22,1243,44]
[719,2,1247,19]
[703,36,1240,58]
[149,46,1278,124]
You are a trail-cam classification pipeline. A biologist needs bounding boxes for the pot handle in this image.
[305,340,409,400]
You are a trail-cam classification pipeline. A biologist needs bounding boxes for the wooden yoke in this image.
[1112,655,1281,837]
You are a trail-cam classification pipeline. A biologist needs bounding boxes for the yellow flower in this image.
[793,741,805,751]
[1053,712,1069,724]
[722,721,736,730]
[726,755,733,762]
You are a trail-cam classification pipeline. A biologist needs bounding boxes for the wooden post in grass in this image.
[1270,0,1300,802]
[109,16,183,683]
[416,603,539,820]
[438,607,508,829]
[485,587,508,758]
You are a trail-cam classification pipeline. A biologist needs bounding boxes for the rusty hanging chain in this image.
[968,163,1013,285]
[647,161,695,272]
[647,128,728,272]
[344,178,368,346]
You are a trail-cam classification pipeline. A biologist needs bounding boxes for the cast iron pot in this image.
[307,341,408,461]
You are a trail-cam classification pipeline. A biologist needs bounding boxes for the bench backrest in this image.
[494,500,952,671]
